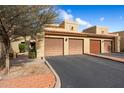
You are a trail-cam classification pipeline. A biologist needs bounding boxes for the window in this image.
[101,31,104,34]
[71,26,74,31]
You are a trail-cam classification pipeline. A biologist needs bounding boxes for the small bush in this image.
[19,43,26,53]
[28,51,36,59]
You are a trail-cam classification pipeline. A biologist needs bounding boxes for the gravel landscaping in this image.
[0,62,51,80]
[0,54,56,88]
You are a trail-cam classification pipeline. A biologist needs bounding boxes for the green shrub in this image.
[19,43,26,53]
[28,51,36,59]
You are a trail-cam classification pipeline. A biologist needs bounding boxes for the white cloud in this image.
[100,17,105,22]
[58,9,73,20]
[58,9,92,31]
[75,18,92,28]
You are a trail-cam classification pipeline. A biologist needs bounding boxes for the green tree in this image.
[0,5,58,73]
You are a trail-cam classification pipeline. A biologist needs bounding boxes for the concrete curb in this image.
[44,59,61,88]
[85,53,124,63]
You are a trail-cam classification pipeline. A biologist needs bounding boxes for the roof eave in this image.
[45,30,116,39]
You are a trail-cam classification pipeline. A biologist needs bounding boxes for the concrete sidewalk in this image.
[85,53,124,63]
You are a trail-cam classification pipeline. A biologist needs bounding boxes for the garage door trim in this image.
[69,38,84,55]
[45,37,64,56]
[90,39,101,54]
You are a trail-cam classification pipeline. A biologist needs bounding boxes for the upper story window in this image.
[101,31,104,34]
[71,26,74,31]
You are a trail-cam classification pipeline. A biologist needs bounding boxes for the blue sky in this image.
[57,5,124,32]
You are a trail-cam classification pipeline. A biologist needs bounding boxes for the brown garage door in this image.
[45,38,64,56]
[90,40,101,54]
[69,39,84,55]
[104,40,112,53]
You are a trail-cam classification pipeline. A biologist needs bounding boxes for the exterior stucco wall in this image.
[37,38,44,59]
[65,23,79,32]
[83,26,108,35]
[60,20,79,32]
[115,36,120,52]
[114,32,124,52]
[36,33,44,59]
[96,27,108,34]
[120,37,124,51]
[64,37,69,55]
[84,38,90,53]
[101,40,104,53]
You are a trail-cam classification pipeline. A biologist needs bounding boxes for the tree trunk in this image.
[5,49,10,73]
[0,42,6,69]
[24,36,28,52]
[2,37,11,74]
[4,42,10,74]
[24,36,27,43]
[0,19,11,73]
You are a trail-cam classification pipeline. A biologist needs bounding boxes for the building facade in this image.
[41,20,120,57]
[113,31,124,52]
[5,20,120,58]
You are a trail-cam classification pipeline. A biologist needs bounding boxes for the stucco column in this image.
[115,36,120,52]
[101,40,105,53]
[84,38,90,53]
[64,37,69,55]
[36,32,45,59]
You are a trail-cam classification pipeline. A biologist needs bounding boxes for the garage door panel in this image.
[90,40,101,54]
[104,40,112,53]
[69,39,83,55]
[45,38,64,56]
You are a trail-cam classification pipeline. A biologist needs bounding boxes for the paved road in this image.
[46,55,124,88]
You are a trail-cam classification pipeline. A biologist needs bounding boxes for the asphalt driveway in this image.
[46,55,124,88]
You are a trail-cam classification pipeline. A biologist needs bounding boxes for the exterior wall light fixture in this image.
[65,38,68,42]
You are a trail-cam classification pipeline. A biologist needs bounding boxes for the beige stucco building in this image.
[1,20,120,59]
[112,31,124,52]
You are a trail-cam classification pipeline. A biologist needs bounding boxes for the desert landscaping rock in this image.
[0,55,56,88]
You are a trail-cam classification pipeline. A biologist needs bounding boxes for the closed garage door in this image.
[104,40,112,53]
[90,40,101,54]
[45,38,64,56]
[69,39,84,55]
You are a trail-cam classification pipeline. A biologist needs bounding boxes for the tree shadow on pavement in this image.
[10,54,34,67]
